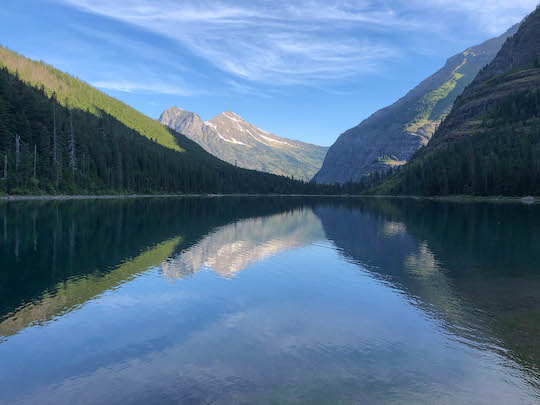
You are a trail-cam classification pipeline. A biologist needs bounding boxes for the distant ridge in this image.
[160,107,328,181]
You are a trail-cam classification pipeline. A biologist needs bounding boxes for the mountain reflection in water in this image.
[162,209,325,278]
[0,197,538,404]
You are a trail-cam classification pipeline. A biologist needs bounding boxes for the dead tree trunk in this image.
[52,104,58,167]
[69,109,76,173]
[15,134,20,173]
[33,145,37,179]
[52,102,60,188]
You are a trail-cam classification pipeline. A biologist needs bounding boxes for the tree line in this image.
[0,67,342,195]
[3,56,537,197]
[384,88,540,196]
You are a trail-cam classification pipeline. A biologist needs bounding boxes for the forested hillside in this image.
[0,47,325,195]
[379,7,540,196]
[0,45,185,152]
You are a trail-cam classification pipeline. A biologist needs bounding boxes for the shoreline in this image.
[366,195,538,204]
[0,193,537,204]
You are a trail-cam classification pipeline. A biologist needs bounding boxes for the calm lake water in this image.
[0,197,539,404]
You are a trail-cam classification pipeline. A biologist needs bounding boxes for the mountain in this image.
[0,45,321,195]
[159,107,328,181]
[313,24,520,184]
[383,6,540,196]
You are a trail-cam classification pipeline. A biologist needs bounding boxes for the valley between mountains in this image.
[0,6,539,197]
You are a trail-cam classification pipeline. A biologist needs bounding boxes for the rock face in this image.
[425,7,540,150]
[312,24,519,184]
[472,9,540,85]
[387,7,540,196]
[159,107,328,181]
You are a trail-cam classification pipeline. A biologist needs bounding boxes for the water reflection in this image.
[162,209,324,278]
[0,197,538,404]
[316,200,540,373]
[0,198,310,337]
[0,237,181,338]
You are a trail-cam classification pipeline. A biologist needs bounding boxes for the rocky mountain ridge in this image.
[385,6,540,196]
[159,107,328,181]
[313,23,520,184]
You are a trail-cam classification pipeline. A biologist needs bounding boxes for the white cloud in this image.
[55,0,538,86]
[91,80,192,96]
[53,0,410,85]
[418,0,538,34]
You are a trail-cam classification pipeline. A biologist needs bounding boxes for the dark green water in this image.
[0,197,539,404]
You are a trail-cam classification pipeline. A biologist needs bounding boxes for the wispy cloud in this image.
[418,0,538,34]
[69,24,193,73]
[53,0,412,85]
[91,80,193,96]
[225,79,272,98]
[55,0,537,87]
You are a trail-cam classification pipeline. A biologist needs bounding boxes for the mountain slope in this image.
[313,24,519,184]
[384,7,540,196]
[0,45,188,153]
[0,46,321,195]
[160,107,328,181]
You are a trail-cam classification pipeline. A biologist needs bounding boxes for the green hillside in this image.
[0,45,185,152]
[0,46,325,195]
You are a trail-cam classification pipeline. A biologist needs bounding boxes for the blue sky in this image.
[0,1,536,146]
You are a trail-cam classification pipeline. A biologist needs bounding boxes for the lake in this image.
[0,197,539,404]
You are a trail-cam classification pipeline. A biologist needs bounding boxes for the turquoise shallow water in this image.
[0,197,539,404]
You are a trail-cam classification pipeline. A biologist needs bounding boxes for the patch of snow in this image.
[258,132,288,145]
[223,113,243,123]
[204,121,217,130]
[208,114,288,148]
[217,132,246,146]
[245,129,275,147]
